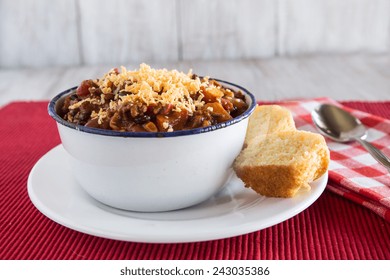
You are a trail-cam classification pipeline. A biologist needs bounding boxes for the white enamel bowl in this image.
[48,79,256,212]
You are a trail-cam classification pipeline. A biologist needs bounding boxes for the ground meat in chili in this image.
[60,64,249,132]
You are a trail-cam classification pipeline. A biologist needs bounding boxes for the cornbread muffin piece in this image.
[234,130,329,197]
[244,105,296,146]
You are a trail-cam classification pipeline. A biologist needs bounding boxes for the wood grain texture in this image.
[0,0,80,67]
[1,55,388,107]
[278,0,390,55]
[78,0,179,65]
[253,55,390,101]
[0,0,389,67]
[179,0,276,60]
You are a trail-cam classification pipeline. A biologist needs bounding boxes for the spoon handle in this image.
[355,138,390,172]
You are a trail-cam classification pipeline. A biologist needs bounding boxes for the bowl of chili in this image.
[48,64,256,212]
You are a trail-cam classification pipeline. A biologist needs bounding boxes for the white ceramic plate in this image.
[28,145,328,243]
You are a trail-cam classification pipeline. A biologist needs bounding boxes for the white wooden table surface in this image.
[0,54,389,107]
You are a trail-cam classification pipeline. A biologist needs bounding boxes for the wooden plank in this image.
[178,0,276,60]
[278,0,390,55]
[0,68,65,106]
[78,0,179,65]
[0,0,389,67]
[0,0,80,67]
[253,55,390,101]
[1,56,389,107]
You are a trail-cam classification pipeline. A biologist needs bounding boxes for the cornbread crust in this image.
[234,105,330,198]
[235,164,308,198]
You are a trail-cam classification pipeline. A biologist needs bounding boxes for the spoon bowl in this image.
[312,104,390,172]
[312,104,366,142]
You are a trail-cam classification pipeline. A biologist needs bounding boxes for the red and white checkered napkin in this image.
[278,97,390,222]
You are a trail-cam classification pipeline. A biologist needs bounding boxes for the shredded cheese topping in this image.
[92,63,209,115]
[64,63,246,132]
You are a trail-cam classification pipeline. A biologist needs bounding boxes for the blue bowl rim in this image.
[48,78,256,138]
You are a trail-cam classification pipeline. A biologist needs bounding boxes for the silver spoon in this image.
[312,104,390,172]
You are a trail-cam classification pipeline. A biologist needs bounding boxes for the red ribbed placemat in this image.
[0,101,389,260]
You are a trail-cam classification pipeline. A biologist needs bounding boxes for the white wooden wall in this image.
[0,0,389,68]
